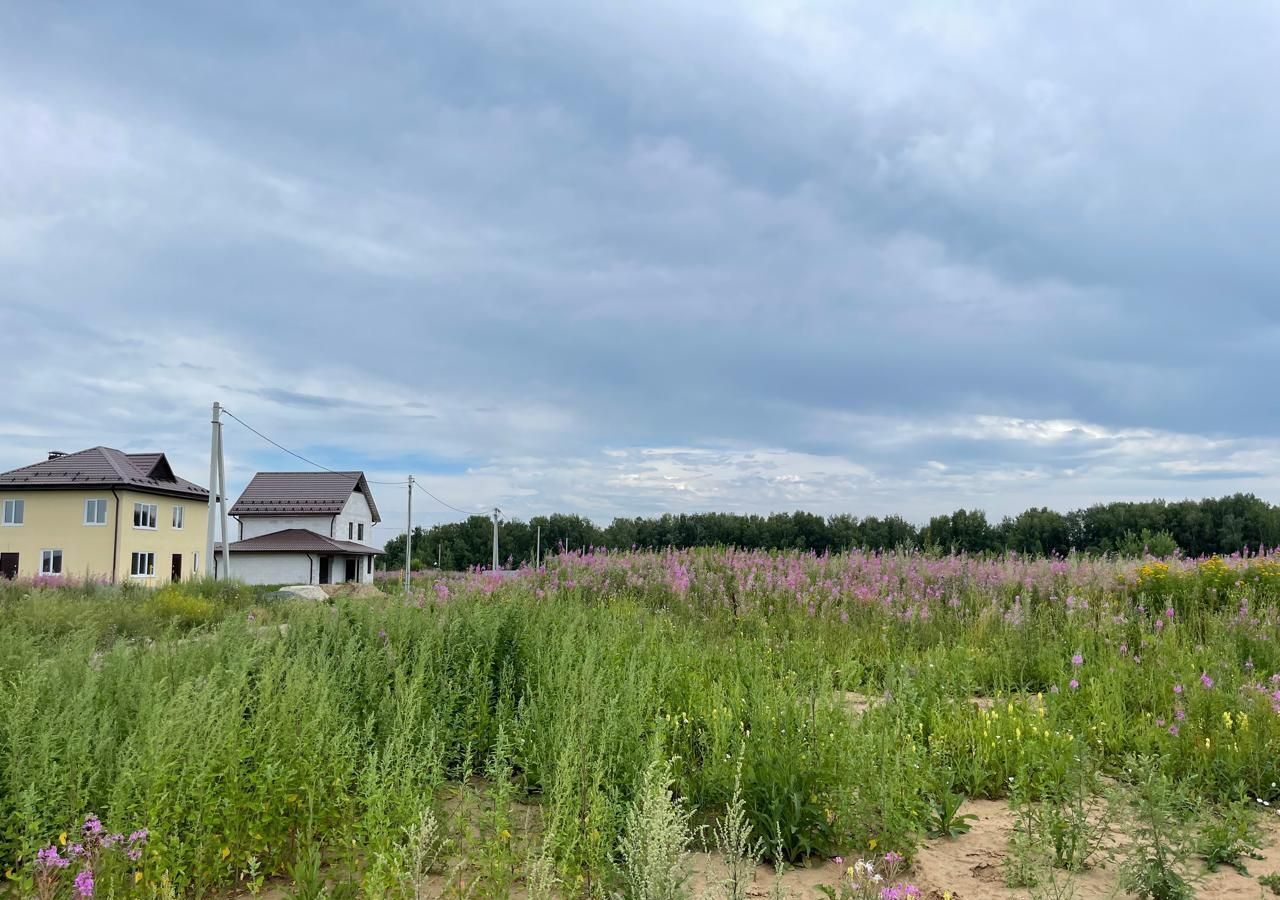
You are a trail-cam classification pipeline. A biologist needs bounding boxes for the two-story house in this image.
[0,447,209,583]
[214,471,380,584]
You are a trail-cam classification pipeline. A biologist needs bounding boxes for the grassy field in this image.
[2,549,1280,898]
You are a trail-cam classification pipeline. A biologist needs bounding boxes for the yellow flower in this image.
[221,847,230,860]
[135,872,144,884]
[869,838,878,850]
[59,832,67,846]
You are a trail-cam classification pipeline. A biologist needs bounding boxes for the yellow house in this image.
[0,447,209,584]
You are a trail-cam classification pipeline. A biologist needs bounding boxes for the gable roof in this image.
[214,528,378,555]
[229,471,381,523]
[0,447,208,499]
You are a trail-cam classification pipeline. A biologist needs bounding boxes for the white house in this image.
[214,471,381,585]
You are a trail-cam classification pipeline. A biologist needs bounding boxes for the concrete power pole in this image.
[405,475,414,594]
[206,402,231,579]
[217,417,230,579]
[536,525,541,569]
[492,507,501,571]
[206,402,219,577]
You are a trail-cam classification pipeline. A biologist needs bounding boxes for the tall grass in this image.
[1,548,1278,896]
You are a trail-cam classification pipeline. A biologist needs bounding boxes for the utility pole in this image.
[536,525,541,569]
[437,543,441,569]
[492,507,501,571]
[206,402,219,577]
[217,415,230,579]
[405,475,414,594]
[206,402,231,579]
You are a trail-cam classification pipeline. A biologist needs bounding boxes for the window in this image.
[358,523,365,541]
[84,498,107,525]
[366,556,372,575]
[40,550,63,575]
[172,505,185,529]
[348,522,354,539]
[130,552,155,577]
[193,551,199,574]
[133,503,157,529]
[2,499,23,525]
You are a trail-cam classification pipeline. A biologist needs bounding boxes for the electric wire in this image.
[220,408,486,515]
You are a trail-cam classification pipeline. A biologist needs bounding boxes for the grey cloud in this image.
[1,1,1278,528]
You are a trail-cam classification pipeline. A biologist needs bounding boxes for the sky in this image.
[3,1,1280,539]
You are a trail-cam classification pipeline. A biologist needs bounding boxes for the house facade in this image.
[0,448,209,583]
[215,471,380,584]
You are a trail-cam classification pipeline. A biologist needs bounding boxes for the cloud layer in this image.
[3,1,1279,536]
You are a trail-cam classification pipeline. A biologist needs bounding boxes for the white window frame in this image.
[84,498,108,526]
[2,499,23,526]
[172,505,185,529]
[40,549,63,576]
[130,551,156,578]
[133,502,158,530]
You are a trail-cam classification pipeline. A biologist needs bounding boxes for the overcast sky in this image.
[3,1,1279,537]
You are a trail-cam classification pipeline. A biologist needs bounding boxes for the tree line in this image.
[378,493,1280,571]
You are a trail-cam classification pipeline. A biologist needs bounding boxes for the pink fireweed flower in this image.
[74,869,94,897]
[880,884,921,900]
[36,845,70,869]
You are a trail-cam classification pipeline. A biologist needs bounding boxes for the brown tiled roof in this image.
[0,447,208,499]
[214,528,378,555]
[229,471,381,522]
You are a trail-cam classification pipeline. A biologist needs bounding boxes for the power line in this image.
[219,408,408,485]
[220,406,485,515]
[415,479,484,516]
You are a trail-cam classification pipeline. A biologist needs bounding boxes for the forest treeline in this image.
[379,492,1280,570]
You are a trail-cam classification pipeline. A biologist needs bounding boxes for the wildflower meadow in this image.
[2,548,1279,898]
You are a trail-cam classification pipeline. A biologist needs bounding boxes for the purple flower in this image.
[127,829,149,845]
[1155,718,1165,728]
[67,843,85,859]
[127,848,142,861]
[1200,672,1214,689]
[1169,724,1180,736]
[1175,708,1186,721]
[1164,607,1175,618]
[82,815,103,837]
[832,855,844,866]
[1174,683,1184,695]
[884,851,904,865]
[36,845,70,870]
[74,868,94,897]
[1069,678,1080,690]
[1071,653,1083,667]
[880,884,921,900]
